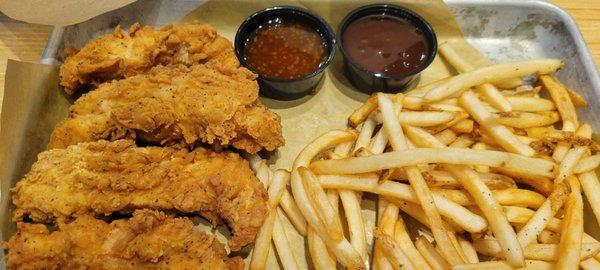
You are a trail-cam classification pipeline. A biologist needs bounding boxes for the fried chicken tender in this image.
[3,210,244,270]
[59,22,239,95]
[49,64,284,153]
[12,140,267,250]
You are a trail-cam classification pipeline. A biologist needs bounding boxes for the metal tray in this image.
[4,0,599,267]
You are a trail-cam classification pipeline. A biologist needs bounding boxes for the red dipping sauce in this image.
[342,15,430,77]
[244,20,327,80]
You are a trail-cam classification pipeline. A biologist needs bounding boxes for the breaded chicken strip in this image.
[3,210,244,269]
[60,22,239,94]
[12,140,267,250]
[49,64,283,153]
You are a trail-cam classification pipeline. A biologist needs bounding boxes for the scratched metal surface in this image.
[447,0,600,132]
[1,0,596,268]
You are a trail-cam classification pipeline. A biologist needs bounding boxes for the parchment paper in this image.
[181,0,463,170]
[0,60,68,242]
[0,0,136,26]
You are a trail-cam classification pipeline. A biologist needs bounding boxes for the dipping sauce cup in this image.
[235,6,335,100]
[338,4,438,93]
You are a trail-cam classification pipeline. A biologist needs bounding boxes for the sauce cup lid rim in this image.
[234,6,336,83]
[337,3,438,80]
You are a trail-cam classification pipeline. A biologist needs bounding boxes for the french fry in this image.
[459,90,535,156]
[504,206,563,234]
[539,75,579,131]
[298,167,344,242]
[548,147,587,213]
[494,111,560,129]
[566,87,588,107]
[340,190,367,259]
[429,112,470,134]
[424,59,563,101]
[374,203,402,270]
[448,134,475,148]
[539,75,579,161]
[289,130,364,270]
[415,236,452,270]
[307,227,336,270]
[491,167,554,196]
[394,217,433,269]
[419,170,516,190]
[402,95,460,111]
[579,171,600,229]
[280,190,307,236]
[250,169,290,270]
[525,125,558,139]
[317,174,487,233]
[378,94,465,265]
[506,96,556,112]
[251,210,277,270]
[529,242,600,262]
[353,117,377,155]
[538,230,560,244]
[580,258,600,270]
[398,111,458,127]
[374,227,415,270]
[267,170,291,208]
[432,188,545,209]
[306,191,338,270]
[424,103,465,112]
[556,177,584,270]
[513,146,585,249]
[407,76,455,96]
[473,238,600,261]
[457,236,479,263]
[516,200,552,247]
[439,43,512,112]
[434,129,458,145]
[574,154,600,174]
[450,119,474,134]
[310,148,555,179]
[349,94,378,127]
[521,260,555,270]
[369,128,389,155]
[273,209,301,270]
[451,261,512,270]
[247,154,264,173]
[332,143,368,263]
[471,142,491,173]
[446,165,524,267]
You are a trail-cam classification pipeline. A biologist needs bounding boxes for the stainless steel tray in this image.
[4,0,599,267]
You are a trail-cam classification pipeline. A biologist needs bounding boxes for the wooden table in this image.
[0,0,597,103]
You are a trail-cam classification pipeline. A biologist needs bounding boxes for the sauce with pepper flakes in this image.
[244,20,327,80]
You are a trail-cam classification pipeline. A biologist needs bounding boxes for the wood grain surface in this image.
[0,0,597,105]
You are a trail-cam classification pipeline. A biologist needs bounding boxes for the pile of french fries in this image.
[248,42,600,270]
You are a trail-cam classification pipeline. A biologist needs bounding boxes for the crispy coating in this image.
[59,22,239,95]
[12,140,268,250]
[49,64,284,153]
[3,210,244,270]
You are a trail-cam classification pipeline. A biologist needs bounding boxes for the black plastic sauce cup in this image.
[235,6,335,100]
[338,4,438,94]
